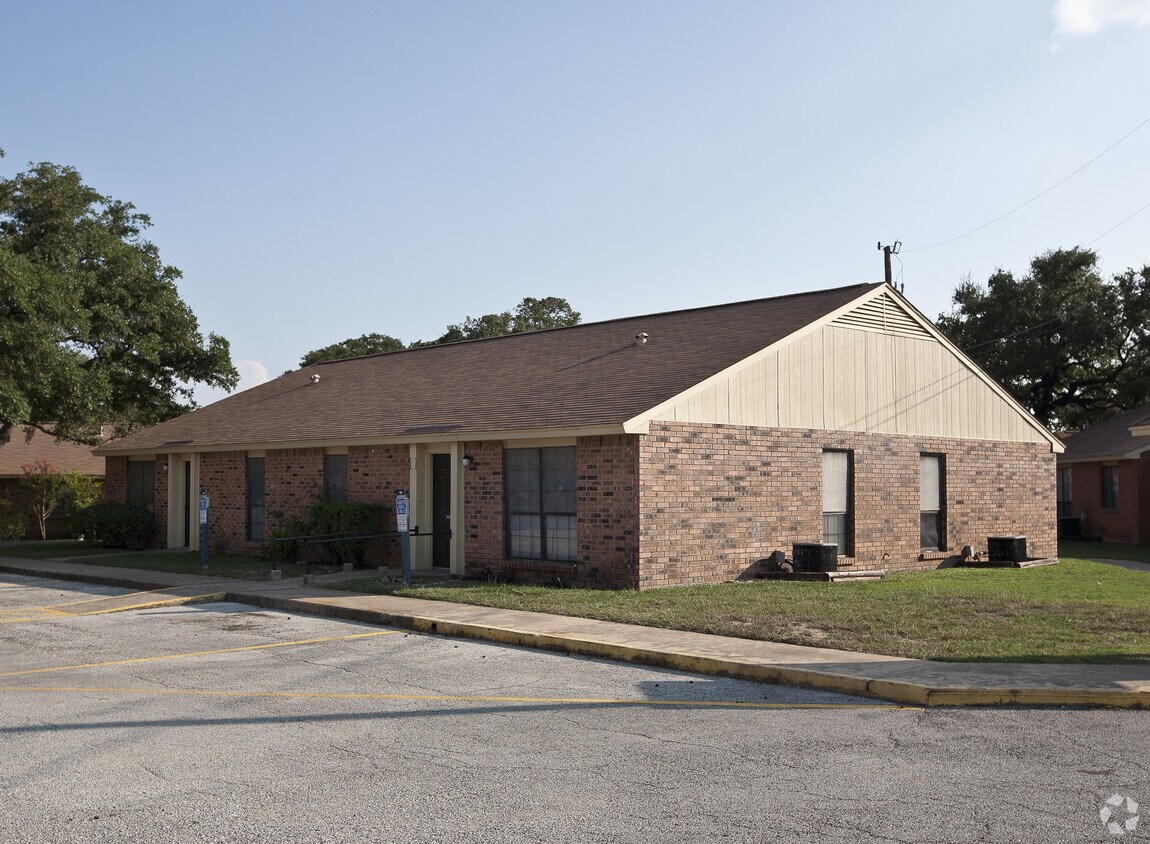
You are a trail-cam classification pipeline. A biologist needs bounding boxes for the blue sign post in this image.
[395,489,411,586]
[199,491,209,570]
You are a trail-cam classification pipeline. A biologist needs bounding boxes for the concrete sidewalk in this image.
[2,555,1148,709]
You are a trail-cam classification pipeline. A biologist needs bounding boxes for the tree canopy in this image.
[418,295,582,345]
[299,333,405,367]
[936,247,1150,430]
[301,296,581,364]
[0,156,238,445]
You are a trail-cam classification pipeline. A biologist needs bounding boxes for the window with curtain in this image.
[247,457,265,541]
[127,460,156,513]
[505,446,577,562]
[919,454,945,551]
[1101,465,1119,509]
[324,453,348,502]
[1056,467,1073,519]
[822,450,851,555]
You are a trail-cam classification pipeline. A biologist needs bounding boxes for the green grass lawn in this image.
[1059,539,1150,564]
[0,541,304,580]
[339,557,1150,664]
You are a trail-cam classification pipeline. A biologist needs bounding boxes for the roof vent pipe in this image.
[635,332,649,345]
[310,374,321,384]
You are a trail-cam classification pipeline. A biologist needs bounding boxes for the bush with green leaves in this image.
[64,472,104,539]
[70,502,154,548]
[16,460,70,539]
[266,499,387,567]
[0,495,27,540]
[65,472,103,511]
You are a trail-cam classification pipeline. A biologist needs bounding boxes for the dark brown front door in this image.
[432,454,451,566]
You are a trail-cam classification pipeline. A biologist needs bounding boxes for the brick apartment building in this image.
[0,426,105,540]
[1057,403,1150,544]
[95,282,1063,589]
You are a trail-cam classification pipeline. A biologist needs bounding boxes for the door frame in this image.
[410,443,464,575]
[165,453,199,550]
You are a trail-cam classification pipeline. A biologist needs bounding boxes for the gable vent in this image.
[831,291,931,338]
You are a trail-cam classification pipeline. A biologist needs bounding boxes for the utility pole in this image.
[877,241,901,285]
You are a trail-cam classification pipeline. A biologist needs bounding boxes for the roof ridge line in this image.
[312,282,885,367]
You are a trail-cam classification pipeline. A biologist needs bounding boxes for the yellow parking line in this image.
[0,630,402,678]
[0,592,224,622]
[42,588,165,609]
[0,607,72,623]
[0,684,921,710]
[0,587,192,617]
[55,592,226,616]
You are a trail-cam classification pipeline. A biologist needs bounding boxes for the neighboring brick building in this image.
[95,283,1062,589]
[0,426,106,539]
[1057,403,1150,544]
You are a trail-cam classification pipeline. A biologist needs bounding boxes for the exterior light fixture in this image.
[462,456,473,467]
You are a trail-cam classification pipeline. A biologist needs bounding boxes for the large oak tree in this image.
[416,295,582,345]
[299,333,406,367]
[301,296,582,363]
[0,155,238,445]
[937,247,1150,430]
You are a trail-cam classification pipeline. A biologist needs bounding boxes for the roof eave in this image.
[93,423,632,457]
[1058,441,1150,463]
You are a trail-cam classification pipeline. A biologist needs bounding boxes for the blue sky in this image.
[4,0,1149,405]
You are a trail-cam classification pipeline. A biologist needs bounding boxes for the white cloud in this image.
[193,359,271,408]
[1052,0,1150,48]
[235,359,270,391]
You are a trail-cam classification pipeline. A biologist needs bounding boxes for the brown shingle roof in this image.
[0,427,106,477]
[97,283,883,454]
[1058,402,1150,461]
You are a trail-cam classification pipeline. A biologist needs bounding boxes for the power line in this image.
[959,316,1062,354]
[905,113,1150,254]
[1087,198,1150,246]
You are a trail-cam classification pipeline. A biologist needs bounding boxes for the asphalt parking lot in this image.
[2,575,1147,844]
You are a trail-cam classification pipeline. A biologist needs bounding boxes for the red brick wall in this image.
[100,458,163,545]
[460,436,640,589]
[347,445,407,565]
[348,445,408,505]
[1069,462,1100,536]
[191,446,410,561]
[265,448,323,533]
[200,451,248,554]
[1114,459,1146,545]
[1141,454,1150,545]
[461,440,506,572]
[102,457,127,503]
[575,435,640,588]
[638,422,1057,586]
[100,424,1058,587]
[1067,459,1147,544]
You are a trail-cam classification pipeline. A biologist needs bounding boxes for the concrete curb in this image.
[234,591,1150,710]
[4,558,1148,709]
[0,560,188,592]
